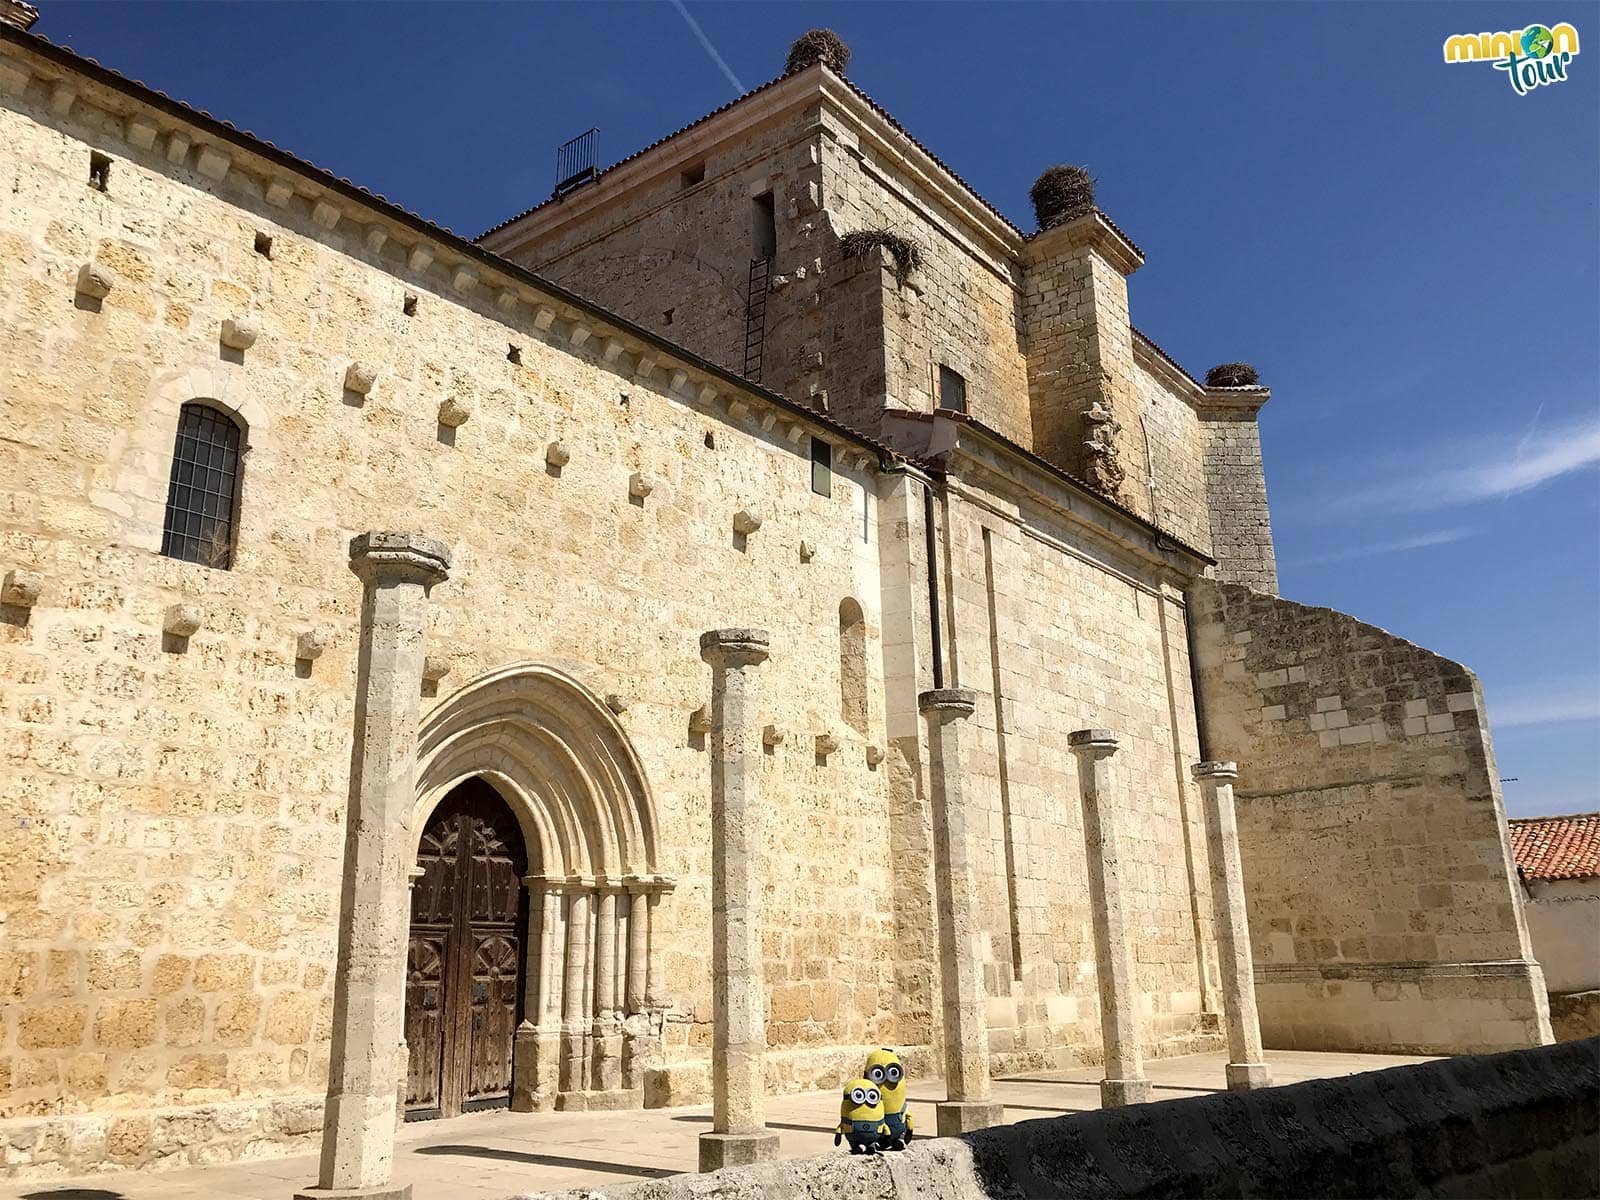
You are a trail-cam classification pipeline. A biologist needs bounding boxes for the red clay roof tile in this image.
[1509,813,1600,881]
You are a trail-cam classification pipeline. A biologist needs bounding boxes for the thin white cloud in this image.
[669,0,745,94]
[1283,528,1474,567]
[1331,413,1600,514]
[1490,681,1600,729]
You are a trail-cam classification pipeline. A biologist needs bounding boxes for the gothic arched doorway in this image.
[405,777,528,1119]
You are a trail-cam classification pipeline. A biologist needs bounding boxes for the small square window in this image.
[810,436,832,498]
[938,364,967,414]
[88,152,111,192]
[681,163,705,189]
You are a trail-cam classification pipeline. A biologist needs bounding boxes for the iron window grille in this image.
[160,402,242,569]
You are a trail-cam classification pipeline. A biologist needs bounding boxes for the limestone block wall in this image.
[1522,877,1600,994]
[1189,579,1551,1054]
[935,467,1223,1072]
[0,54,907,1177]
[814,117,1032,447]
[486,101,819,396]
[1131,354,1214,557]
[1198,400,1278,593]
[1020,220,1151,517]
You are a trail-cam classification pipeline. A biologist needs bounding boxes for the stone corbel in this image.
[163,603,204,638]
[762,724,785,748]
[569,322,593,349]
[343,362,377,398]
[815,732,840,759]
[629,472,656,502]
[311,199,341,232]
[166,131,191,166]
[605,692,629,714]
[545,441,570,469]
[688,705,712,735]
[195,145,231,183]
[219,316,259,352]
[865,744,885,767]
[798,540,816,562]
[732,508,763,536]
[264,178,296,208]
[76,262,114,302]
[602,338,626,366]
[634,352,659,381]
[407,242,435,273]
[295,627,329,661]
[421,654,452,684]
[451,267,478,295]
[1,569,42,608]
[438,397,471,428]
[533,304,556,332]
[124,115,158,149]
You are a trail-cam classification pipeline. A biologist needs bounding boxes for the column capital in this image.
[348,531,451,586]
[1068,728,1121,757]
[1191,760,1239,783]
[624,873,676,895]
[699,628,770,667]
[918,687,977,718]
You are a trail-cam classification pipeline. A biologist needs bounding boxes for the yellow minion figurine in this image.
[864,1047,913,1149]
[834,1077,889,1154]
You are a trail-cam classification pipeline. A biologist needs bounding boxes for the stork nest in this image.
[1030,164,1096,231]
[840,230,923,284]
[786,29,851,75]
[1205,362,1261,387]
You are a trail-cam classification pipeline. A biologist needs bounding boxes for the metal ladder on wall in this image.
[742,257,770,383]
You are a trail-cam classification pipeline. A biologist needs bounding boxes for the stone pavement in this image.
[0,1049,1433,1200]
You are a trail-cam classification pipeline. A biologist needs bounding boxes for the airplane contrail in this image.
[669,0,745,95]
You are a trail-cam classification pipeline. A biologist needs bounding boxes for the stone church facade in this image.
[0,9,1550,1186]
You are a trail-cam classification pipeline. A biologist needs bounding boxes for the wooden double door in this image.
[404,779,528,1119]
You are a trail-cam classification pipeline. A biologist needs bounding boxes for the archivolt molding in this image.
[413,662,663,881]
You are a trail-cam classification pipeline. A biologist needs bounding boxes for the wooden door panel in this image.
[405,779,527,1120]
[464,931,520,1106]
[404,934,447,1113]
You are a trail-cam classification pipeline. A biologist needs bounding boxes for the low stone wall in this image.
[0,1093,323,1180]
[1551,992,1600,1043]
[522,1040,1600,1200]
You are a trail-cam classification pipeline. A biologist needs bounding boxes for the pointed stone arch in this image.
[410,662,670,1111]
[413,662,661,880]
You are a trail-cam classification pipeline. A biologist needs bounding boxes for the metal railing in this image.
[552,128,599,200]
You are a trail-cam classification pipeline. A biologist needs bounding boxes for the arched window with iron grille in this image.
[160,401,243,569]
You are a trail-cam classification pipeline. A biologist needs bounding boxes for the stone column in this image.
[698,629,780,1170]
[922,688,1004,1135]
[590,883,624,1096]
[1192,761,1272,1090]
[512,879,563,1112]
[625,881,649,1013]
[1069,729,1151,1107]
[298,532,448,1200]
[644,886,669,1009]
[557,884,592,1104]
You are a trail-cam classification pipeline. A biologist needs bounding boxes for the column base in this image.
[698,1130,781,1171]
[1100,1077,1152,1107]
[935,1099,1005,1135]
[1226,1061,1272,1090]
[293,1186,412,1200]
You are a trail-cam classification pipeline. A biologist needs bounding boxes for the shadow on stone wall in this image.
[519,1039,1600,1200]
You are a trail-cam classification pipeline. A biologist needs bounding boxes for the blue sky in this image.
[36,2,1598,815]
